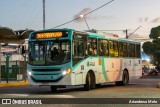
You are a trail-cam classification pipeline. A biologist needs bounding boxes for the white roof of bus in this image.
[87,31,140,44]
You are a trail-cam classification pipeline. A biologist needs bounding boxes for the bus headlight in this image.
[28,71,32,76]
[62,71,67,76]
[62,68,71,76]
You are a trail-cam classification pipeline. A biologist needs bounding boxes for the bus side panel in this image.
[71,57,142,86]
[104,58,121,82]
[71,57,123,85]
[121,58,142,81]
[130,59,142,80]
[71,57,103,85]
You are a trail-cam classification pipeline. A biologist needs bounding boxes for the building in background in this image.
[0,27,33,81]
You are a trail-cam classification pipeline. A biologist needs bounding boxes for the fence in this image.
[0,54,27,82]
[1,66,26,81]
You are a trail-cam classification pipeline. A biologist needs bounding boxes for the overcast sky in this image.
[0,0,160,38]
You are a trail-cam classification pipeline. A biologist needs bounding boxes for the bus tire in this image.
[116,70,129,86]
[84,71,95,91]
[95,84,101,88]
[50,86,58,92]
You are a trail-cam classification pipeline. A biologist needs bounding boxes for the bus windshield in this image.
[28,40,71,65]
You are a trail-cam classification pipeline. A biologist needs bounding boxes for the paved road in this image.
[0,76,159,98]
[0,76,160,107]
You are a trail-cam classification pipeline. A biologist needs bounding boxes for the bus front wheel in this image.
[84,71,95,91]
[50,86,58,92]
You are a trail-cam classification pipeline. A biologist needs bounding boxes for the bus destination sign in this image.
[36,32,62,39]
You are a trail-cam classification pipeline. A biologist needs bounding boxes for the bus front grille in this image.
[31,76,63,82]
[32,69,61,72]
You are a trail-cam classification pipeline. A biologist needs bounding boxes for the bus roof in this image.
[86,31,140,44]
[30,28,74,33]
[30,28,140,44]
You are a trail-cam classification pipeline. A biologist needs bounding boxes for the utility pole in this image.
[0,43,2,83]
[125,29,128,39]
[43,0,45,29]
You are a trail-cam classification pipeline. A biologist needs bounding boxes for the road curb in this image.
[0,80,28,88]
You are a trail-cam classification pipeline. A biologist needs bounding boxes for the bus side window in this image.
[133,44,136,57]
[113,41,119,57]
[73,33,87,66]
[109,41,119,57]
[119,42,123,57]
[128,43,135,58]
[73,34,86,57]
[136,44,141,58]
[109,41,114,57]
[78,42,84,56]
[120,42,127,57]
[87,38,97,56]
[104,40,109,56]
[87,44,94,55]
[93,45,97,55]
[123,43,128,57]
[98,40,103,56]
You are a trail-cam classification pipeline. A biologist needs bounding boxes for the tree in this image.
[143,25,160,65]
[149,26,160,40]
[142,41,155,55]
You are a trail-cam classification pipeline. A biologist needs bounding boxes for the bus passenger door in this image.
[72,32,87,66]
[72,32,87,85]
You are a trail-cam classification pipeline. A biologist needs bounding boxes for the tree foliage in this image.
[149,26,160,39]
[143,25,160,65]
[142,41,154,55]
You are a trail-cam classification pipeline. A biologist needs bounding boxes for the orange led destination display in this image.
[36,32,63,39]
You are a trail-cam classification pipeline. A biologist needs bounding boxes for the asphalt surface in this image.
[0,75,160,107]
[0,75,159,97]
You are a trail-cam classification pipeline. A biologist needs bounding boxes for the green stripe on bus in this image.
[102,58,107,81]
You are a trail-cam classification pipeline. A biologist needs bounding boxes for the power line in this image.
[97,30,124,31]
[53,0,115,28]
[53,17,80,29]
[84,0,115,16]
[43,0,45,29]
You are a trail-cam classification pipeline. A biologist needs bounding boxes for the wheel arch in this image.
[123,68,129,83]
[85,69,96,84]
[124,68,129,77]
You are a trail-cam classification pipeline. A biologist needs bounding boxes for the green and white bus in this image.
[27,28,142,91]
